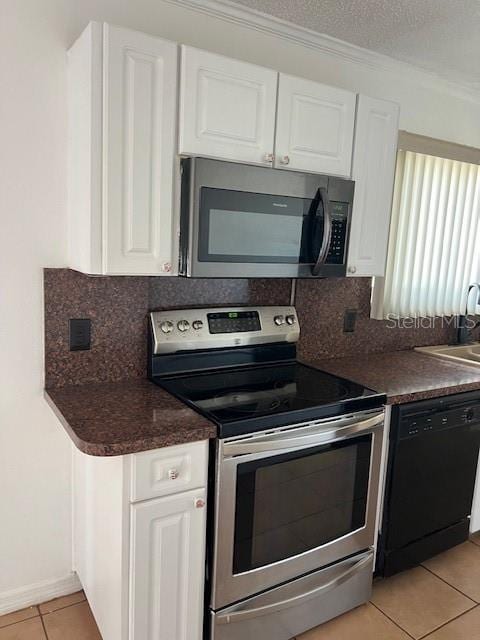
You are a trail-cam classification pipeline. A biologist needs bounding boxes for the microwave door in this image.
[309,187,333,276]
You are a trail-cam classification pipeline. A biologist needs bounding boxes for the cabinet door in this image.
[130,488,207,640]
[103,25,178,275]
[275,74,356,176]
[179,46,277,165]
[347,95,399,277]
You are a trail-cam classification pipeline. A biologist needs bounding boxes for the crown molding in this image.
[163,0,480,104]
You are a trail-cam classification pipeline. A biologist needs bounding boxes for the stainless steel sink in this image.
[415,343,480,367]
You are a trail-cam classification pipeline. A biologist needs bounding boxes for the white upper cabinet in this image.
[347,95,399,277]
[179,46,278,165]
[68,23,178,275]
[275,74,356,176]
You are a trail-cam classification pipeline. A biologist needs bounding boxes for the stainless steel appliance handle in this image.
[312,186,332,276]
[216,550,373,625]
[223,411,383,457]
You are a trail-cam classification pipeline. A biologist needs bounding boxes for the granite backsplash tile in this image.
[149,276,291,309]
[44,269,150,388]
[295,278,457,361]
[45,269,461,389]
[44,269,291,388]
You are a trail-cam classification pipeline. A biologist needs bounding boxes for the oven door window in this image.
[233,434,372,574]
[198,187,319,263]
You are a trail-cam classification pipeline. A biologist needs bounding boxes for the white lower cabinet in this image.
[73,441,209,640]
[130,489,207,640]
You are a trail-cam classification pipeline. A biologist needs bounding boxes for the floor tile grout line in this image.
[369,600,416,639]
[40,597,87,618]
[39,612,49,640]
[0,612,40,631]
[420,563,480,604]
[417,604,479,639]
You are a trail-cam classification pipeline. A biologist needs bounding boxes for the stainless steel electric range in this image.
[148,306,386,640]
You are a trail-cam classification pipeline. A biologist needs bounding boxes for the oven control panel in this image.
[207,311,261,334]
[150,306,299,354]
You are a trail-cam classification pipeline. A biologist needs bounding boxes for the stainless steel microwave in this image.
[179,157,355,278]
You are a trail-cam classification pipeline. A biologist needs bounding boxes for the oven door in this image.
[211,410,383,610]
[180,157,353,278]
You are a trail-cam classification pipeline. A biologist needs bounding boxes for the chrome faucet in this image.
[457,284,480,344]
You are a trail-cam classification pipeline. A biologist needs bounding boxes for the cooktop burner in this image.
[149,306,386,437]
[154,361,382,437]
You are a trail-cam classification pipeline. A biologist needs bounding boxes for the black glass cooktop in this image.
[154,361,385,437]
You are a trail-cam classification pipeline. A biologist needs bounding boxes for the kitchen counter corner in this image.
[45,378,217,456]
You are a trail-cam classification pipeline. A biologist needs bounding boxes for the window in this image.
[372,141,480,319]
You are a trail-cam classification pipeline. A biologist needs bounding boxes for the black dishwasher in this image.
[377,390,480,577]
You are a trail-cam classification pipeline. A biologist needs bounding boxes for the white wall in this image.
[1,0,480,606]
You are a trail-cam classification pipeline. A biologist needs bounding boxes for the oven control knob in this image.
[160,320,174,334]
[274,315,285,326]
[192,320,203,331]
[177,320,190,332]
[286,314,296,325]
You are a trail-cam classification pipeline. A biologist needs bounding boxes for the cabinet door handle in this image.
[279,155,290,165]
[194,498,205,509]
[263,152,274,163]
[348,265,357,274]
[168,468,179,480]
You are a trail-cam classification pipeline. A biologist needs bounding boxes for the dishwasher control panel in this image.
[399,394,480,439]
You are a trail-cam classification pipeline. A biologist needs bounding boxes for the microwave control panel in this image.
[326,201,349,264]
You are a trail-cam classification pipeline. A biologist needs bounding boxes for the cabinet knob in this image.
[168,468,179,480]
[263,152,274,163]
[348,266,357,274]
[280,155,290,165]
[162,262,172,273]
[195,498,205,509]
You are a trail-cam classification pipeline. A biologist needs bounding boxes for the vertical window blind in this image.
[373,149,480,319]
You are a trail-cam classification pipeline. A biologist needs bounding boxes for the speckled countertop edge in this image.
[45,350,480,458]
[44,379,217,457]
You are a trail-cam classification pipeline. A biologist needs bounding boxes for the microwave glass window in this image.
[233,434,372,574]
[208,209,303,258]
[198,188,316,264]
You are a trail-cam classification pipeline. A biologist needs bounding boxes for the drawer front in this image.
[131,440,208,502]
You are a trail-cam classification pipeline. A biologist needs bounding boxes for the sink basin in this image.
[415,343,480,367]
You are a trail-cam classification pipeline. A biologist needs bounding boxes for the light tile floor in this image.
[1,535,479,639]
[0,591,101,640]
[298,536,480,640]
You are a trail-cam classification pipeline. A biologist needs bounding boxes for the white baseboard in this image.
[0,573,82,615]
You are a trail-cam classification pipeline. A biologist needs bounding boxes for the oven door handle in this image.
[311,186,332,276]
[223,411,383,457]
[215,550,373,625]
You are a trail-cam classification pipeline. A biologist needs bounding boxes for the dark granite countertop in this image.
[306,350,480,404]
[46,350,480,456]
[45,379,217,457]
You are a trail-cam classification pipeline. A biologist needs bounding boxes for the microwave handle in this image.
[311,187,332,276]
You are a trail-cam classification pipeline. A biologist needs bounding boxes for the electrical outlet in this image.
[343,309,357,333]
[69,318,91,351]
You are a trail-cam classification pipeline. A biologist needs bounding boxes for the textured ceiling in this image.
[231,0,480,89]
